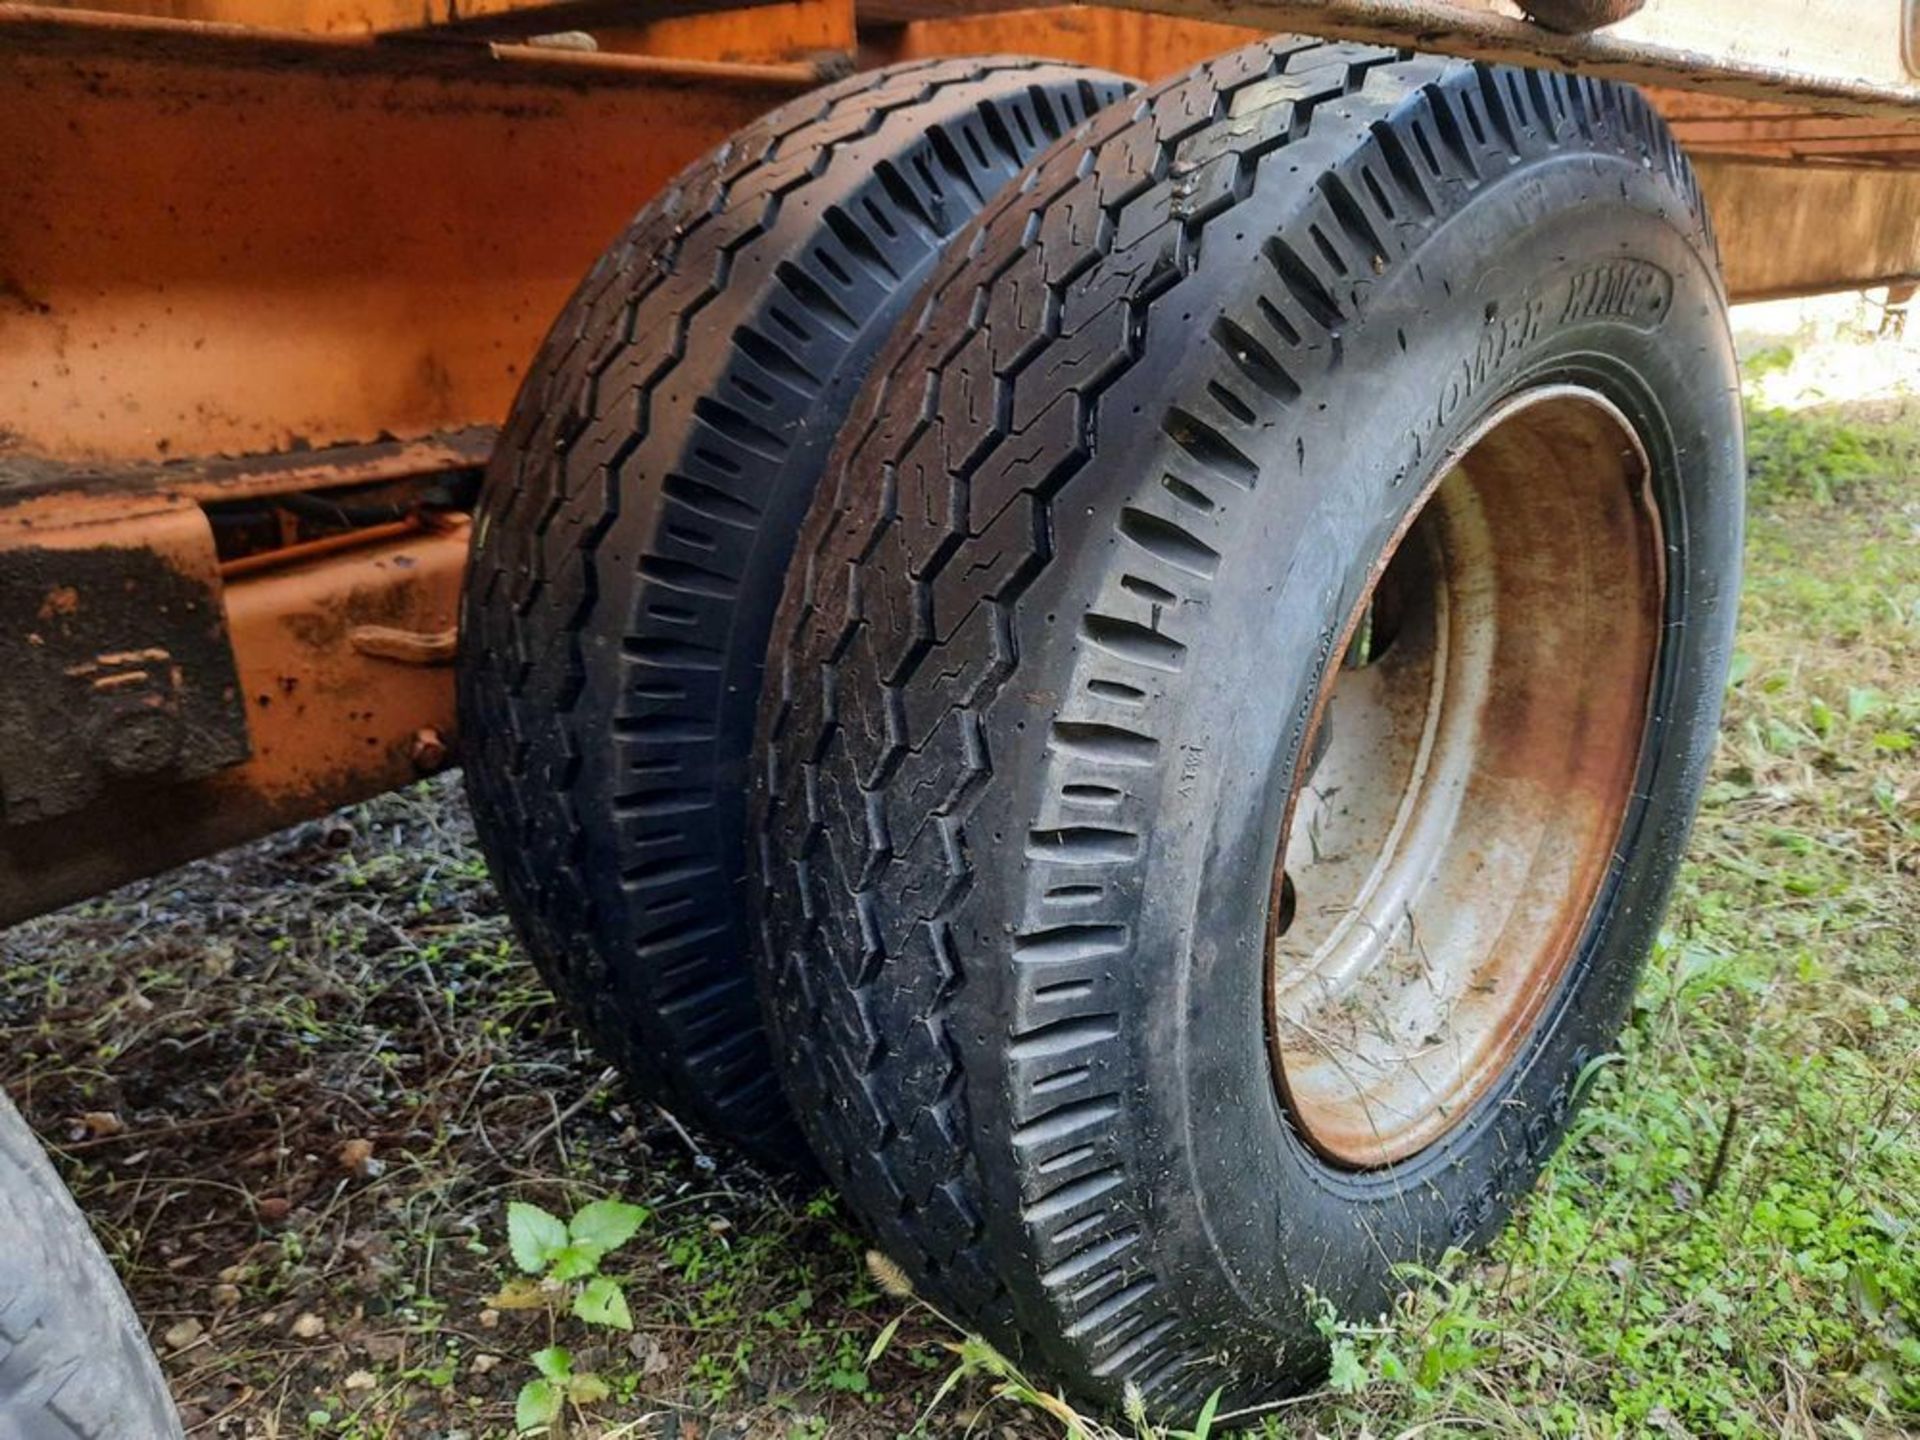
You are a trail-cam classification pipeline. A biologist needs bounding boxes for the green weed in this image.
[495,1197,649,1433]
[1742,402,1920,504]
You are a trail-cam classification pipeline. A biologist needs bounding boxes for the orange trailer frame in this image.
[3,0,1917,922]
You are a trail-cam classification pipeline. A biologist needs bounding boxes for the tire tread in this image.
[752,35,1713,1403]
[461,58,1132,1160]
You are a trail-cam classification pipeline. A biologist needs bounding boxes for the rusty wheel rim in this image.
[1267,385,1664,1169]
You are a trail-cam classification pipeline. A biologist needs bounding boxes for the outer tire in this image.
[0,1092,183,1440]
[752,38,1741,1410]
[460,58,1134,1163]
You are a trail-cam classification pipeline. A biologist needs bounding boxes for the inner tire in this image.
[752,38,1741,1409]
[0,1091,183,1440]
[460,57,1133,1164]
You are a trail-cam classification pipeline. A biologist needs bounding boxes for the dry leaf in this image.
[485,1278,546,1311]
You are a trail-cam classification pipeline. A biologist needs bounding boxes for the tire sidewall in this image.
[994,151,1742,1366]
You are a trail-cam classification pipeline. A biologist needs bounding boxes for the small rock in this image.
[337,1138,376,1177]
[255,1196,290,1223]
[74,1111,126,1139]
[343,1370,376,1391]
[627,1333,670,1376]
[290,1312,327,1340]
[361,1333,406,1364]
[211,1283,241,1310]
[477,1308,500,1330]
[163,1318,204,1351]
[471,1354,500,1375]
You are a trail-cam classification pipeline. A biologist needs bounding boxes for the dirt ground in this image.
[0,787,940,1438]
[2,305,1915,1439]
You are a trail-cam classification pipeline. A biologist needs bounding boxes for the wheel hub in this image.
[1267,386,1664,1168]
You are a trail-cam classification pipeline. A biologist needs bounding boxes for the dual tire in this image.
[461,56,1135,1166]
[0,1092,184,1439]
[465,38,1741,1411]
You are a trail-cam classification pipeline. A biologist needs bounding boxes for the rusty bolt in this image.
[1521,0,1645,32]
[410,727,449,772]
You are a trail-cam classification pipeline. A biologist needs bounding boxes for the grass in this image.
[1,330,1915,1438]
[1287,411,1920,1436]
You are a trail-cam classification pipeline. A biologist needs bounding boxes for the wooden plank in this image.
[1701,157,1920,299]
[1672,117,1920,146]
[1105,0,1920,118]
[866,4,1920,296]
[872,6,1920,165]
[1692,136,1920,164]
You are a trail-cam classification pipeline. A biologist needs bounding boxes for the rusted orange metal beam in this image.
[0,424,493,922]
[0,4,809,466]
[1639,84,1920,163]
[20,0,797,37]
[217,517,426,578]
[1,432,495,509]
[1658,116,1920,165]
[0,518,467,924]
[865,2,1257,76]
[598,0,855,62]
